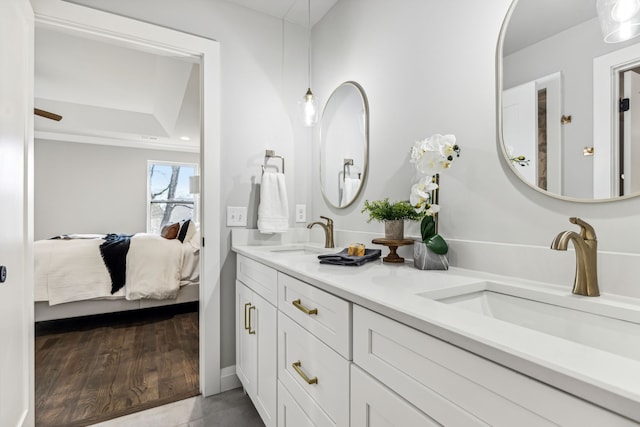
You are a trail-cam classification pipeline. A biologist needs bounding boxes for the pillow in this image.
[177,219,197,243]
[161,222,180,240]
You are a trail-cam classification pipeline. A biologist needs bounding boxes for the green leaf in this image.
[420,216,436,240]
[426,234,448,255]
[361,198,423,222]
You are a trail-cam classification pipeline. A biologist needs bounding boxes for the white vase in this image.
[413,241,448,270]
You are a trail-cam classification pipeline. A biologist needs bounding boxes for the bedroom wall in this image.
[34,139,199,240]
[54,0,310,369]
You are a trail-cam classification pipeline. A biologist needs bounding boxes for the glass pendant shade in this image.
[299,88,319,127]
[597,0,640,43]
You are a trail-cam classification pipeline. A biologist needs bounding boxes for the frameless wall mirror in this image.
[320,81,369,208]
[499,0,640,201]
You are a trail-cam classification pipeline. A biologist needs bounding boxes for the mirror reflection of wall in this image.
[320,81,369,208]
[500,0,640,201]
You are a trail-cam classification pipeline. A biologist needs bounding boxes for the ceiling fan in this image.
[34,108,62,121]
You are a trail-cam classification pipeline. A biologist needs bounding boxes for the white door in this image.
[623,70,640,195]
[0,0,33,426]
[503,82,538,187]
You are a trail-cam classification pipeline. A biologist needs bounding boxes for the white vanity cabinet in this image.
[236,256,278,427]
[277,272,352,427]
[352,305,636,427]
[234,248,637,427]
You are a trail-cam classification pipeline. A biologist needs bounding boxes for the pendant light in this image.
[299,0,318,127]
[597,0,640,43]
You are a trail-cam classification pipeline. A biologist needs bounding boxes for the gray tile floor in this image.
[89,388,264,427]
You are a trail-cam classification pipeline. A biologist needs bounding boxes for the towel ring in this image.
[343,159,354,183]
[261,149,285,175]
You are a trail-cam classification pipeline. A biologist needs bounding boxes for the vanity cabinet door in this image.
[236,281,255,389]
[236,280,277,427]
[277,381,333,427]
[351,365,441,427]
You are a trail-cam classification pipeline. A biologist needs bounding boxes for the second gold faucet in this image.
[550,217,599,297]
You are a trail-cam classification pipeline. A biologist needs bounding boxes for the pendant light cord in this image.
[307,0,311,89]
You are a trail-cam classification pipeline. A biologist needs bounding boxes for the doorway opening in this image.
[31,2,221,424]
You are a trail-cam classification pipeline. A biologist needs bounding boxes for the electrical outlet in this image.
[295,204,307,223]
[227,206,247,227]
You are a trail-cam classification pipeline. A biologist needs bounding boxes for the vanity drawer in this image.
[278,312,350,427]
[278,272,351,359]
[277,380,333,427]
[353,305,636,427]
[237,254,277,305]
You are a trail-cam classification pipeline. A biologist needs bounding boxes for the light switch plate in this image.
[295,204,306,223]
[227,206,247,227]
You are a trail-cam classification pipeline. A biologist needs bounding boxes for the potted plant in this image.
[361,198,423,240]
[409,134,461,270]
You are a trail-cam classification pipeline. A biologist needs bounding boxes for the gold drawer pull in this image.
[292,361,318,385]
[244,302,251,330]
[292,299,318,316]
[248,305,256,335]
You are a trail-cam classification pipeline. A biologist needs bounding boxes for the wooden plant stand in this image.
[371,238,414,263]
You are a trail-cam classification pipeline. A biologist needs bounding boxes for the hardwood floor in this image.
[35,303,199,427]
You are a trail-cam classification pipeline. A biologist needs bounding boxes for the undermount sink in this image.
[261,244,337,256]
[418,282,640,362]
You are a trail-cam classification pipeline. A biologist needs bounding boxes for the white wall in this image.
[65,0,640,370]
[312,0,640,291]
[34,139,198,240]
[65,0,310,369]
[503,18,640,199]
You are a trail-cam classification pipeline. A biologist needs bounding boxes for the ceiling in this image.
[221,0,338,27]
[35,27,201,151]
[35,0,338,152]
[503,0,598,55]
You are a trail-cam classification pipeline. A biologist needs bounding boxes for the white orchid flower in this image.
[424,204,440,216]
[410,176,438,213]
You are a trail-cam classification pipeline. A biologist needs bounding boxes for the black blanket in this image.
[100,234,132,294]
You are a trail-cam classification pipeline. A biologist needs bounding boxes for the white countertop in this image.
[232,239,640,422]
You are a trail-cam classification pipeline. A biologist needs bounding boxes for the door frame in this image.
[594,43,640,199]
[31,0,222,396]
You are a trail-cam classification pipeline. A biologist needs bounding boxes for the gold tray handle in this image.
[292,361,318,385]
[292,299,318,316]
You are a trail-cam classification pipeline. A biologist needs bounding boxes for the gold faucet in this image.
[550,217,600,297]
[307,216,335,248]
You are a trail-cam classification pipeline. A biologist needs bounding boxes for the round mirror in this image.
[498,0,640,201]
[320,81,369,208]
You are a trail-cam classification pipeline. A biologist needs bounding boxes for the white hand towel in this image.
[258,172,289,233]
[341,177,361,206]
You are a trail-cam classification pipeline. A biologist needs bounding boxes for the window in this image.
[147,161,198,234]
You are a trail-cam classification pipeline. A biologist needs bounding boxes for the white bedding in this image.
[35,233,199,305]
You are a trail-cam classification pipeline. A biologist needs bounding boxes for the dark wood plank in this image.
[35,303,199,427]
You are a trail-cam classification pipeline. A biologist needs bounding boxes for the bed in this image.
[34,221,200,322]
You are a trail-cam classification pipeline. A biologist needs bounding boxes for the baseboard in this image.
[220,365,241,392]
